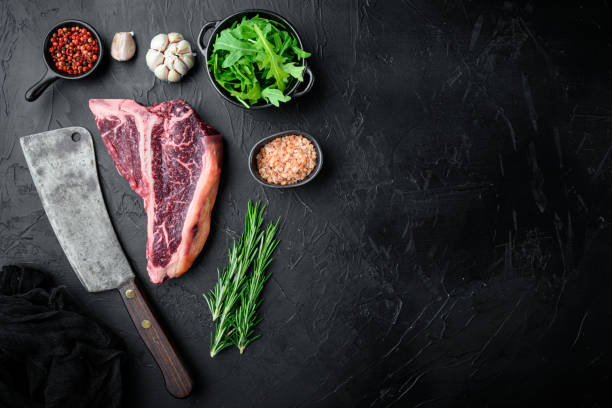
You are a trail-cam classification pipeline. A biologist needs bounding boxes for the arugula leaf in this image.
[252,23,288,91]
[244,80,262,101]
[261,87,291,107]
[291,46,311,59]
[222,51,244,68]
[282,62,305,81]
[209,15,311,107]
[213,30,256,54]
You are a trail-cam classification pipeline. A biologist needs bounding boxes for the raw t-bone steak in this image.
[89,99,223,284]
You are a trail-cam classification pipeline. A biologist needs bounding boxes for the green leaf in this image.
[271,32,283,50]
[261,87,291,107]
[252,23,288,91]
[213,30,256,54]
[282,62,305,81]
[278,35,292,56]
[231,23,253,40]
[292,46,311,59]
[244,80,262,102]
[222,51,244,68]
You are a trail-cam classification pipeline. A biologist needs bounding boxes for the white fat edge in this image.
[118,100,152,198]
[176,135,219,271]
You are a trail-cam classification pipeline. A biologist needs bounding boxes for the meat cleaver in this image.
[20,126,193,398]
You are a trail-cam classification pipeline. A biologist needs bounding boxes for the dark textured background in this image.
[2,1,612,407]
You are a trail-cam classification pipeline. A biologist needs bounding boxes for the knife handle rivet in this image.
[141,319,152,329]
[125,289,136,299]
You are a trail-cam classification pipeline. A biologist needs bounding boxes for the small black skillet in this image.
[25,19,103,102]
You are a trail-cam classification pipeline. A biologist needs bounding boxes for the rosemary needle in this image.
[232,219,280,353]
[205,201,264,357]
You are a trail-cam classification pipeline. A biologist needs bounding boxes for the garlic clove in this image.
[164,43,177,57]
[175,40,192,54]
[167,32,184,43]
[146,49,164,71]
[167,69,182,82]
[164,54,177,69]
[180,54,195,69]
[154,65,169,81]
[150,33,169,52]
[173,58,188,75]
[111,32,136,61]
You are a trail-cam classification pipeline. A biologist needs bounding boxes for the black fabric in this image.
[0,265,123,408]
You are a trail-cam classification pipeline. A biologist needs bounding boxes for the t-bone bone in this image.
[89,99,223,284]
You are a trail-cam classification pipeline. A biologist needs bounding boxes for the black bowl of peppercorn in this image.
[25,20,103,102]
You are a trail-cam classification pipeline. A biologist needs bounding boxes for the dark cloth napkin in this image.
[0,265,123,408]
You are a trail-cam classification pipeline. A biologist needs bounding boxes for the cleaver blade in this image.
[20,126,133,292]
[20,126,192,398]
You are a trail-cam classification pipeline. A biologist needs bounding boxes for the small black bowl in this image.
[25,20,103,102]
[249,130,323,188]
[197,9,315,109]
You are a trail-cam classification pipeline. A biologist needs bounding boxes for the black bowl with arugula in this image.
[198,10,314,109]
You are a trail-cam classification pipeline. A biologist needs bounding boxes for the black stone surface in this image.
[2,1,612,407]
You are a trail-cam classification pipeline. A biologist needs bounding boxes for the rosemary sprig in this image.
[204,201,264,357]
[232,219,280,353]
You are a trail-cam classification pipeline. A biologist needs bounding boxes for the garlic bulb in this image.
[146,32,195,82]
[111,32,136,61]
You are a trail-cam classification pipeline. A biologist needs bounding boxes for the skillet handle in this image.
[25,68,58,102]
[197,20,219,56]
[293,66,314,98]
[118,279,193,398]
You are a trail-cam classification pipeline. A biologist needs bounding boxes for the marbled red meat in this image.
[89,99,223,284]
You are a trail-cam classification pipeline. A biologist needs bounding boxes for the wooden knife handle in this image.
[118,279,193,398]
